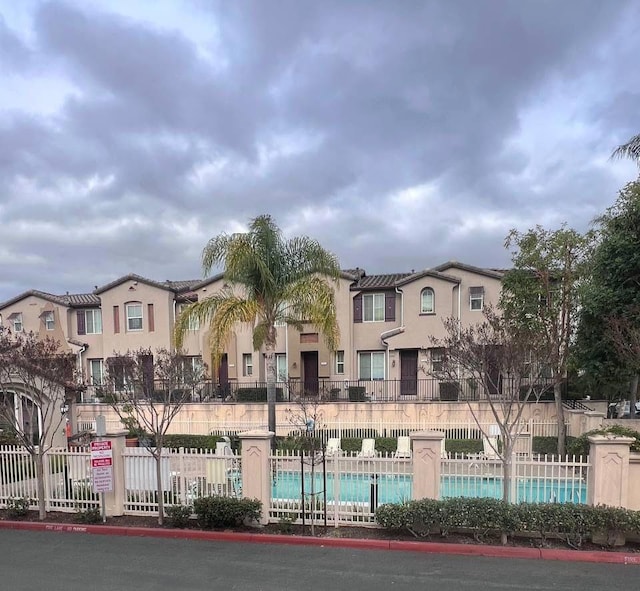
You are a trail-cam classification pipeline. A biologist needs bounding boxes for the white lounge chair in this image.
[359,438,376,458]
[482,435,500,459]
[395,436,411,458]
[325,438,342,457]
[441,438,448,459]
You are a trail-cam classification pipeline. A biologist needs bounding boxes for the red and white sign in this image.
[91,441,113,493]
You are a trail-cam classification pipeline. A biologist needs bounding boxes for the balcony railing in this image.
[78,377,557,404]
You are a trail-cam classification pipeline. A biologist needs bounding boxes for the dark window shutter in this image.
[148,304,155,332]
[385,293,396,322]
[77,310,86,335]
[353,294,362,323]
[113,306,120,334]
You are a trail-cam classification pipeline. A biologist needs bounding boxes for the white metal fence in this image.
[441,453,590,504]
[0,445,98,513]
[269,450,412,526]
[123,447,241,515]
[77,417,568,440]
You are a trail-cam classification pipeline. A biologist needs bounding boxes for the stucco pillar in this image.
[587,434,634,508]
[103,430,127,517]
[582,411,605,434]
[239,430,274,525]
[410,430,445,500]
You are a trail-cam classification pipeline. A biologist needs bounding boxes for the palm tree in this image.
[612,133,640,163]
[175,215,341,435]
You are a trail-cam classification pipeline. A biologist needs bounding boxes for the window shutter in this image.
[113,306,120,334]
[148,304,155,332]
[385,293,395,322]
[77,310,86,335]
[353,294,362,323]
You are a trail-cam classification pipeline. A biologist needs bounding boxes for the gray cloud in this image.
[0,0,639,301]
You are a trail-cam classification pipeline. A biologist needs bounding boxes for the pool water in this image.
[271,472,587,505]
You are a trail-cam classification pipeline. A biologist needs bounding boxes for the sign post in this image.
[91,416,111,523]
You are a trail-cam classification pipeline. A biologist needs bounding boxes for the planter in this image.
[125,437,139,448]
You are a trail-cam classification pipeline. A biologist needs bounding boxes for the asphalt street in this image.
[0,530,638,591]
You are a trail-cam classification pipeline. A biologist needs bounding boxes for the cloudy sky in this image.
[1,0,639,301]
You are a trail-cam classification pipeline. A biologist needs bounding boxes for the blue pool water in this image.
[271,472,586,505]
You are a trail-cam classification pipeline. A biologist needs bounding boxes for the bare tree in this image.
[0,330,77,520]
[103,348,205,525]
[285,397,325,535]
[428,310,551,502]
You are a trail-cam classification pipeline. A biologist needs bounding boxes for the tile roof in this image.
[351,273,413,290]
[94,274,203,295]
[64,293,101,307]
[433,261,505,279]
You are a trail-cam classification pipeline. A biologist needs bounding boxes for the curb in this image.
[1,521,639,565]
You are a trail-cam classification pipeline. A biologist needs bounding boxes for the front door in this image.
[400,350,418,396]
[302,351,319,397]
[217,354,229,398]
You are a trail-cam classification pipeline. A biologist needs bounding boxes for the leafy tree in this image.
[501,225,593,455]
[429,310,551,502]
[103,347,205,525]
[575,180,640,413]
[0,330,77,520]
[175,214,341,436]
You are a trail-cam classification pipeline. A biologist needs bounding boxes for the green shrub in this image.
[165,504,193,528]
[76,506,101,524]
[6,497,31,519]
[235,388,285,402]
[567,425,640,457]
[375,438,397,453]
[193,496,261,529]
[376,498,640,547]
[445,439,483,455]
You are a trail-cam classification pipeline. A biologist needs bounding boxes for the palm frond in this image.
[283,276,340,350]
[282,236,341,285]
[612,134,640,164]
[206,296,260,367]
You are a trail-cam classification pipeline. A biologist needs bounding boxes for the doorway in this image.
[400,350,418,396]
[302,351,319,397]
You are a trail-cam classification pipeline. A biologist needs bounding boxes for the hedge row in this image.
[192,496,261,529]
[235,388,285,402]
[376,497,640,547]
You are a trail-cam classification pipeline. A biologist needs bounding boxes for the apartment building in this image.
[0,261,503,401]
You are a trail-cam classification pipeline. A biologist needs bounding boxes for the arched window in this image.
[421,288,435,314]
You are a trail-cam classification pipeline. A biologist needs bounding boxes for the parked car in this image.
[607,400,640,419]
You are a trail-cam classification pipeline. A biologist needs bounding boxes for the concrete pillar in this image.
[103,430,127,517]
[582,411,605,434]
[587,434,634,508]
[410,430,445,500]
[239,430,274,525]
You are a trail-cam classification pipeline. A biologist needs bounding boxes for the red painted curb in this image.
[1,520,638,565]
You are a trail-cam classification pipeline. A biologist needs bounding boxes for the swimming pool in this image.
[271,472,587,505]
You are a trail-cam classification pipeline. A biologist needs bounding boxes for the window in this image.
[363,293,385,322]
[430,348,445,373]
[78,309,103,335]
[243,353,253,377]
[43,311,55,331]
[180,304,199,330]
[276,354,287,381]
[335,350,345,374]
[89,359,103,386]
[12,313,23,333]
[469,287,484,311]
[358,351,385,380]
[180,356,204,382]
[421,288,435,314]
[126,303,143,331]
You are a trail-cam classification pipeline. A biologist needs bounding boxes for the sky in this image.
[0,0,639,301]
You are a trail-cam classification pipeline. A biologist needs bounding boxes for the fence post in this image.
[239,430,274,525]
[103,430,127,517]
[410,430,445,500]
[582,411,605,434]
[587,434,634,508]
